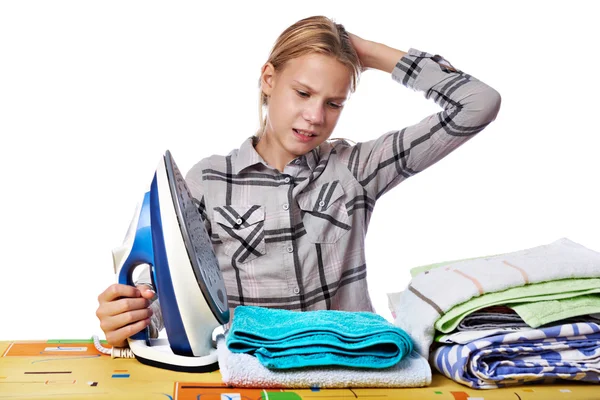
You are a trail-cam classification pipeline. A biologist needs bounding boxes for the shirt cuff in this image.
[391,48,459,93]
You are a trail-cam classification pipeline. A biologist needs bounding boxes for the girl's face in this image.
[260,53,352,162]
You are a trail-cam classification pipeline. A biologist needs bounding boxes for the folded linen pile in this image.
[217,336,432,388]
[217,305,432,388]
[387,237,600,388]
[432,321,600,388]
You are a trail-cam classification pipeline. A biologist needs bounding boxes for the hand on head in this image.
[346,32,374,72]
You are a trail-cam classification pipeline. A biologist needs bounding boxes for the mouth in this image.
[293,128,317,141]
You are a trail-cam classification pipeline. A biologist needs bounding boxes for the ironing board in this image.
[1,339,597,399]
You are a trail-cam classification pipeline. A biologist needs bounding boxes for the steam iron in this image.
[112,150,229,372]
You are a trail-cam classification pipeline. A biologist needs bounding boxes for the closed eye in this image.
[295,90,343,109]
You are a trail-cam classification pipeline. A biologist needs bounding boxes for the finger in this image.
[100,307,153,334]
[140,290,156,300]
[98,284,141,304]
[136,285,156,300]
[99,296,151,318]
[105,318,151,347]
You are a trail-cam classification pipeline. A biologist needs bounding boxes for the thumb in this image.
[136,284,156,300]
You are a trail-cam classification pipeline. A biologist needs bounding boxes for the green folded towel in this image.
[510,294,600,328]
[435,278,600,333]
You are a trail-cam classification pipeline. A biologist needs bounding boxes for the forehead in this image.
[279,53,352,98]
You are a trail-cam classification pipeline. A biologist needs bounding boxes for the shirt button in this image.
[284,177,291,184]
[282,203,289,211]
[318,200,325,207]
[236,218,243,225]
[286,246,294,253]
[293,288,300,294]
[295,159,301,164]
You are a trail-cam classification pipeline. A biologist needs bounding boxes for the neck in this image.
[254,134,294,172]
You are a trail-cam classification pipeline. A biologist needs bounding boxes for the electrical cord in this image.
[92,326,227,359]
[92,335,136,359]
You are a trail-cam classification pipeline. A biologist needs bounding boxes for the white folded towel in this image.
[216,336,431,388]
[389,237,600,359]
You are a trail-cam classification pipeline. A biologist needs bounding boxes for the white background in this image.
[1,1,598,341]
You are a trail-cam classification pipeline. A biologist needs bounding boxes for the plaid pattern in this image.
[181,48,501,314]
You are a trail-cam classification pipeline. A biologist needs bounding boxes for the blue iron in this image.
[112,150,229,372]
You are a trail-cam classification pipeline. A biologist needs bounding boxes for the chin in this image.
[292,143,319,156]
[283,139,315,155]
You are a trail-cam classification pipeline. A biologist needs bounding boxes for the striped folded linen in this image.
[432,322,600,389]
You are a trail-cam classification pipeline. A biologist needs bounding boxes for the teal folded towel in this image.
[226,305,413,370]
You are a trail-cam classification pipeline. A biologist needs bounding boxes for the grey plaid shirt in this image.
[141,48,501,322]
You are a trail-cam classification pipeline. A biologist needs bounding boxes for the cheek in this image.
[269,95,298,117]
[273,95,299,123]
[324,111,341,128]
[328,111,339,123]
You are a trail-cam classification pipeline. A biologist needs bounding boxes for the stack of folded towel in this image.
[387,237,600,389]
[217,305,432,388]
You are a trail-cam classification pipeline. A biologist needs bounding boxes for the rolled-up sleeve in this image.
[337,48,502,199]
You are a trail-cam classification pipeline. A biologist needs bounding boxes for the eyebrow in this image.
[292,80,348,102]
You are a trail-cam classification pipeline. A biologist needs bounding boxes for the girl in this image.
[96,15,501,347]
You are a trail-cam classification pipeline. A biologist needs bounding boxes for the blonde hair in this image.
[255,15,362,141]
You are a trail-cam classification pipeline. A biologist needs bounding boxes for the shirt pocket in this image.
[212,205,266,263]
[296,180,351,244]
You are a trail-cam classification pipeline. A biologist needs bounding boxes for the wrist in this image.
[360,40,379,70]
[363,41,407,74]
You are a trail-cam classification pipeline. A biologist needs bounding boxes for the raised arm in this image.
[337,34,501,200]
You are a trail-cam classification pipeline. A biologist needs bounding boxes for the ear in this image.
[260,62,276,97]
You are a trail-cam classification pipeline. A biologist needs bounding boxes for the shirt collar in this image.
[234,136,321,174]
[305,147,319,170]
[233,137,264,174]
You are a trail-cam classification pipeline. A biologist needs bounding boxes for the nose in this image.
[303,102,325,126]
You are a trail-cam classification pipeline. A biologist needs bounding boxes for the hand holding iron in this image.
[96,283,155,347]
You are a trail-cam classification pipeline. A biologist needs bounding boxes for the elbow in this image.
[481,88,502,124]
[456,87,502,137]
[457,84,502,128]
